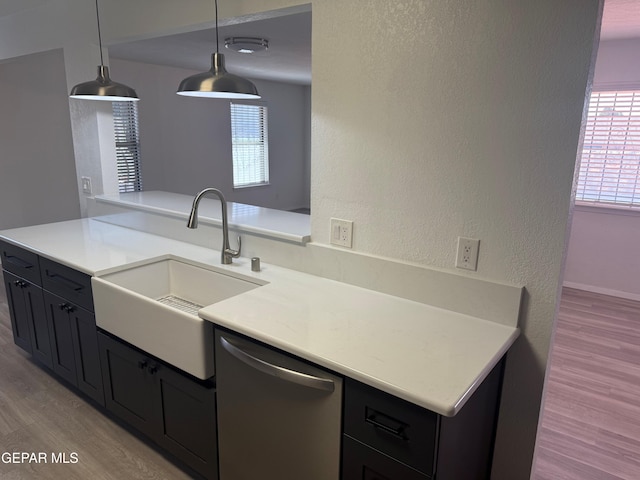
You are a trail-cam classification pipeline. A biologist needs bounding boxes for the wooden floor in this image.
[532,288,640,480]
[0,286,196,479]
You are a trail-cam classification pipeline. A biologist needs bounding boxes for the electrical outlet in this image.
[456,237,480,271]
[81,176,92,195]
[330,218,353,248]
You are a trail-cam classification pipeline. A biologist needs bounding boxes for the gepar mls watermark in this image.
[2,452,79,464]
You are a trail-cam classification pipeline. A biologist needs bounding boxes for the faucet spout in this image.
[187,187,241,264]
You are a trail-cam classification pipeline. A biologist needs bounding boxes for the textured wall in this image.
[309,1,601,478]
[0,49,80,229]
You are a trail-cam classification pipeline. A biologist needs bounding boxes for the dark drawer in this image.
[0,240,41,285]
[40,257,93,312]
[343,378,438,477]
[342,435,430,480]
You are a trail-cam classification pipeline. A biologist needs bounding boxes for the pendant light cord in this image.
[95,0,104,66]
[214,0,220,53]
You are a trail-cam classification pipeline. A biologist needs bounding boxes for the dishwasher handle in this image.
[220,336,335,393]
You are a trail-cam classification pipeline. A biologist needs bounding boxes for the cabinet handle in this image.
[220,335,335,392]
[365,407,409,441]
[4,255,33,270]
[148,364,158,375]
[64,305,76,313]
[58,303,68,310]
[45,272,84,292]
[138,360,148,370]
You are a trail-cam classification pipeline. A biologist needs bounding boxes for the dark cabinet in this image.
[1,239,52,368]
[98,332,218,480]
[3,270,52,367]
[1,240,103,406]
[342,361,504,480]
[44,290,104,405]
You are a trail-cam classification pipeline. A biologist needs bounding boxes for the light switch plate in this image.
[81,176,92,195]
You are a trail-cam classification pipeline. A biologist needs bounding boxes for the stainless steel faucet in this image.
[187,187,241,264]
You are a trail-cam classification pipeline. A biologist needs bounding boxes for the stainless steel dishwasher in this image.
[214,329,343,480]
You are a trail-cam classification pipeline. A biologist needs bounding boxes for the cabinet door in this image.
[3,271,34,354]
[70,306,104,406]
[44,291,78,385]
[342,435,430,480]
[155,365,217,480]
[3,271,51,367]
[98,332,158,439]
[23,281,51,368]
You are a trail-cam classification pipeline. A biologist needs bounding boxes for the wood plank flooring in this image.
[532,288,640,480]
[0,285,196,480]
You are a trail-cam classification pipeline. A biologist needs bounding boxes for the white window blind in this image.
[112,101,142,193]
[230,102,269,188]
[577,90,640,207]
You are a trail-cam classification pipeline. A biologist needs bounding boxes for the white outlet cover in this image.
[330,218,353,248]
[456,237,480,271]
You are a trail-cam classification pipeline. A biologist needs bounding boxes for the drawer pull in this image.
[4,254,34,270]
[365,407,409,441]
[46,272,84,292]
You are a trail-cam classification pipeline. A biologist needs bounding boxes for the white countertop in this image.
[0,218,519,416]
[95,191,311,244]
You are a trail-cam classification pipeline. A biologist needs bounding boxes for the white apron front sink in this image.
[92,257,262,379]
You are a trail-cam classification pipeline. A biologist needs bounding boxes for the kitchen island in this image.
[0,217,521,479]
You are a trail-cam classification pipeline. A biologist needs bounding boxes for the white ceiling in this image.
[109,10,312,85]
[0,1,636,85]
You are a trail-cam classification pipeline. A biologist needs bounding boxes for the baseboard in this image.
[562,281,640,302]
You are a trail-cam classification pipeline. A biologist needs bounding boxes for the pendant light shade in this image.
[70,65,139,101]
[177,53,259,99]
[69,0,138,101]
[176,0,260,99]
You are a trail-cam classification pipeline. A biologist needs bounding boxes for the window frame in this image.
[230,100,270,189]
[112,101,143,194]
[575,86,640,211]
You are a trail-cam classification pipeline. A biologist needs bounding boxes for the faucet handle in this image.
[234,235,242,257]
[226,235,242,258]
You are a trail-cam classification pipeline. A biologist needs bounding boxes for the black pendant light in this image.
[70,0,138,101]
[177,0,260,99]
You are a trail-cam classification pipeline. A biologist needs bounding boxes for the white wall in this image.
[0,1,603,478]
[0,49,80,229]
[563,38,640,300]
[109,58,310,211]
[564,207,640,300]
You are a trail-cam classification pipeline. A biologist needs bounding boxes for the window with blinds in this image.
[230,102,269,188]
[112,101,142,193]
[577,90,640,208]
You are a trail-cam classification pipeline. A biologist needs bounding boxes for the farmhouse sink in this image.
[92,257,263,379]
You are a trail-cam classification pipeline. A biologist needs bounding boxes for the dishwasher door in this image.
[214,329,343,480]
